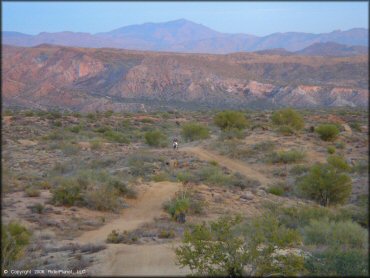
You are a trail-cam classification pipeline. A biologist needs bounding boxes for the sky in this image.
[2,1,369,36]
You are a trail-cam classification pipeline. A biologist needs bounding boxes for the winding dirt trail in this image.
[78,181,190,276]
[181,146,271,187]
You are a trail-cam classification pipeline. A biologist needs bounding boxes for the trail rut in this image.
[181,146,271,187]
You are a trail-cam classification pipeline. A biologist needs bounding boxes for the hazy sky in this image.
[3,1,369,36]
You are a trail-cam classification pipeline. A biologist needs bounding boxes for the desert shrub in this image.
[176,214,304,276]
[351,159,368,174]
[24,186,41,197]
[158,229,175,239]
[29,203,45,214]
[349,122,362,132]
[2,222,31,269]
[94,126,112,133]
[303,218,367,249]
[213,139,251,159]
[103,130,129,144]
[144,130,167,147]
[83,187,122,212]
[44,130,65,140]
[90,139,102,150]
[51,179,83,206]
[305,248,368,276]
[47,110,62,119]
[214,111,248,131]
[152,172,170,182]
[106,230,138,244]
[297,163,352,206]
[164,191,204,220]
[327,155,350,172]
[53,120,62,127]
[61,142,80,155]
[68,125,82,133]
[271,108,304,131]
[327,146,336,154]
[315,124,340,141]
[181,123,210,142]
[86,112,97,121]
[164,193,190,222]
[268,149,305,164]
[253,141,276,152]
[104,110,114,117]
[219,128,245,140]
[268,184,285,196]
[127,152,157,177]
[290,164,309,176]
[107,179,136,198]
[176,170,194,184]
[335,141,345,149]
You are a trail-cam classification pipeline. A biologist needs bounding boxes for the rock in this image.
[240,192,254,200]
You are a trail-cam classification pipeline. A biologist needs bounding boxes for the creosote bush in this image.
[2,222,31,269]
[315,124,340,141]
[144,130,167,147]
[214,111,248,131]
[298,158,352,206]
[271,108,304,133]
[181,123,210,142]
[268,149,305,164]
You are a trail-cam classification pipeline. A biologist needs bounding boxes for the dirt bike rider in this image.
[173,137,179,149]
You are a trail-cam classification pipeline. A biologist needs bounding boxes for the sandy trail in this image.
[77,181,190,276]
[182,146,271,187]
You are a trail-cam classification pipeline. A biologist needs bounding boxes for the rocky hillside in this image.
[2,44,368,112]
[3,19,368,53]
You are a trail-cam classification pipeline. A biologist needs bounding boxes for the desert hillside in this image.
[2,44,368,111]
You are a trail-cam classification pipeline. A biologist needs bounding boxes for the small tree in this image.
[144,130,167,147]
[271,108,304,132]
[298,161,352,206]
[315,124,340,141]
[176,214,304,276]
[181,123,210,142]
[214,111,248,131]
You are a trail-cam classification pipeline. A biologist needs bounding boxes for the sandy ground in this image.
[77,181,190,276]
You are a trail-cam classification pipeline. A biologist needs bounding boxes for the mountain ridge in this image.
[3,19,368,54]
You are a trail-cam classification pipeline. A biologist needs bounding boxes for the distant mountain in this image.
[3,44,367,112]
[255,42,368,57]
[2,19,368,54]
[295,42,368,57]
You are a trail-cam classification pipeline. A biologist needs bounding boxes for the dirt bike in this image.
[173,142,178,149]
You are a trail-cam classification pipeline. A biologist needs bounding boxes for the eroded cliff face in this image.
[2,45,368,111]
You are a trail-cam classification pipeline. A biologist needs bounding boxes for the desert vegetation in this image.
[1,107,368,276]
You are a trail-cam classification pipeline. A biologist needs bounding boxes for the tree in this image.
[271,108,304,132]
[175,214,305,277]
[214,111,248,131]
[298,159,352,206]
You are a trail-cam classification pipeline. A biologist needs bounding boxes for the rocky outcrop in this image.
[2,45,368,111]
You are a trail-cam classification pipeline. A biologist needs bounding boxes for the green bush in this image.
[327,155,350,172]
[144,130,167,147]
[2,222,31,269]
[219,128,245,140]
[104,130,129,144]
[164,193,190,222]
[176,214,304,276]
[181,123,210,142]
[303,218,367,249]
[158,229,175,239]
[68,125,82,133]
[83,187,122,212]
[268,149,305,164]
[327,146,336,154]
[290,164,309,176]
[25,186,41,197]
[315,124,340,141]
[305,249,368,276]
[271,108,304,131]
[268,184,285,196]
[51,179,83,206]
[298,163,352,206]
[152,172,170,182]
[214,111,248,131]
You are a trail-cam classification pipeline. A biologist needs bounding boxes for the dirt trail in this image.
[181,146,271,187]
[77,181,190,276]
[78,181,180,244]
